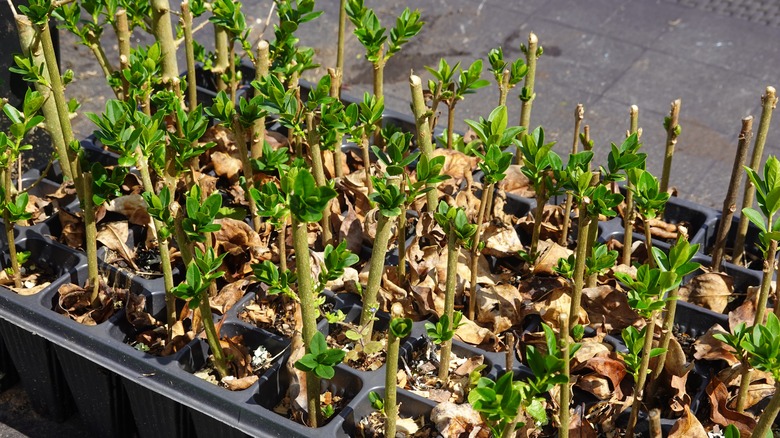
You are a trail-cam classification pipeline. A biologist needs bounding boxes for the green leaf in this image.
[742,208,768,233]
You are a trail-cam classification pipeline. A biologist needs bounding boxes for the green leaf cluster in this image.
[182,186,223,242]
[585,243,618,278]
[426,59,490,107]
[172,247,227,307]
[270,0,321,79]
[487,47,528,87]
[346,0,423,64]
[630,169,669,220]
[318,241,359,292]
[369,176,405,217]
[142,187,173,240]
[620,325,665,382]
[602,132,646,182]
[252,260,296,300]
[425,312,463,345]
[434,202,477,245]
[743,156,780,253]
[742,313,780,382]
[476,144,513,185]
[294,332,346,379]
[289,168,337,223]
[465,105,524,155]
[389,317,413,339]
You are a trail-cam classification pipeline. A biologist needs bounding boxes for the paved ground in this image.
[2,0,780,436]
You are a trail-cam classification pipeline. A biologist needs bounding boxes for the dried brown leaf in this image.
[211,278,253,314]
[481,221,524,257]
[693,324,738,365]
[97,221,139,270]
[706,377,757,436]
[679,272,732,313]
[106,194,150,226]
[668,405,706,438]
[582,286,642,332]
[211,151,242,182]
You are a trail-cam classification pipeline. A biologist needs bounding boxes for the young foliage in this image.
[585,243,619,278]
[369,175,405,217]
[252,260,297,300]
[630,169,669,220]
[465,105,524,155]
[601,132,646,182]
[172,247,227,307]
[743,156,780,253]
[425,311,463,345]
[487,47,528,88]
[620,325,665,382]
[318,241,359,292]
[289,168,337,223]
[182,186,223,242]
[346,0,423,63]
[294,332,346,379]
[434,202,478,245]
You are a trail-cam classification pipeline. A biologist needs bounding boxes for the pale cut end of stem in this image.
[391,302,404,318]
[766,86,778,105]
[575,103,584,121]
[528,31,538,45]
[410,74,422,87]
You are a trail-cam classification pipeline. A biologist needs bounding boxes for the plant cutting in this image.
[659,99,681,193]
[487,46,527,107]
[615,235,699,437]
[372,130,449,281]
[740,155,780,324]
[346,0,422,146]
[425,58,490,148]
[358,173,403,344]
[645,236,699,399]
[383,306,412,438]
[738,312,780,437]
[631,169,671,268]
[559,104,584,247]
[463,105,516,318]
[620,105,641,264]
[469,322,571,437]
[516,32,541,163]
[734,87,777,265]
[563,162,623,327]
[0,91,44,289]
[12,2,105,303]
[350,92,383,195]
[428,201,476,383]
[516,125,559,258]
[711,116,753,271]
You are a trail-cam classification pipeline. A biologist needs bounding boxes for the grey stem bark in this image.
[711,116,753,271]
[660,99,681,194]
[733,86,777,265]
